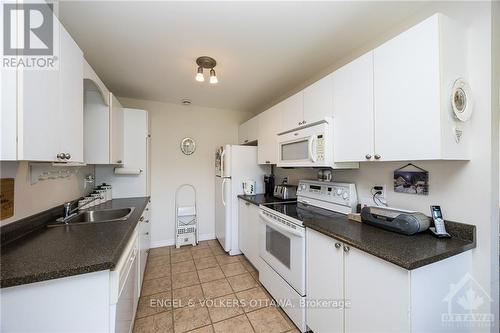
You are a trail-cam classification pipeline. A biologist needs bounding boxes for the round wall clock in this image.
[451,78,473,122]
[180,137,196,155]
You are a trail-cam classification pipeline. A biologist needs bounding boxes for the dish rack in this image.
[175,184,198,248]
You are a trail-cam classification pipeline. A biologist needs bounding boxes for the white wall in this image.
[274,2,498,331]
[0,162,94,225]
[119,97,253,247]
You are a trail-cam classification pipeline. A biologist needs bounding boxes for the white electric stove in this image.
[259,180,357,332]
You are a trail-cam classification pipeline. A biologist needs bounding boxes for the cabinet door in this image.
[1,66,17,160]
[59,26,84,162]
[306,229,343,333]
[332,52,375,162]
[110,93,124,164]
[344,246,410,333]
[257,106,280,164]
[280,92,303,131]
[238,200,249,254]
[303,74,333,124]
[246,204,260,270]
[239,116,258,144]
[373,15,440,161]
[238,121,250,145]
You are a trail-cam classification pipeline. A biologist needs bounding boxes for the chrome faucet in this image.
[60,197,99,224]
[61,202,79,224]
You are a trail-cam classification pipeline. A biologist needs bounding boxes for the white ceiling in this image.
[59,1,427,113]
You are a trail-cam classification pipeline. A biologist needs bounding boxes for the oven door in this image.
[259,211,306,295]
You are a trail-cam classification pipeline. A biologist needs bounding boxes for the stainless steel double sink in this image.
[48,207,135,227]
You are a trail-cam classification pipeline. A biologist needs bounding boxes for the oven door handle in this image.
[259,212,305,238]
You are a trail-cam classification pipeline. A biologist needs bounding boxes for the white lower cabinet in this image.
[238,199,260,270]
[138,202,151,292]
[306,228,472,333]
[1,207,152,333]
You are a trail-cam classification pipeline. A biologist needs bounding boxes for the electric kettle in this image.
[242,180,256,195]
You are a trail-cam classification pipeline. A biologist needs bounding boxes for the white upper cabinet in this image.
[83,60,124,165]
[258,104,281,164]
[59,27,84,163]
[303,74,334,124]
[280,91,303,132]
[373,13,468,161]
[280,75,334,133]
[238,116,258,144]
[83,59,110,105]
[5,12,84,162]
[332,52,375,162]
[332,13,468,163]
[110,93,124,164]
[1,61,18,161]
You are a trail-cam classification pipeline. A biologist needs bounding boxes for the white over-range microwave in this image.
[277,119,358,169]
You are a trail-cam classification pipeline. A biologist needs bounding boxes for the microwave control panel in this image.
[316,135,325,161]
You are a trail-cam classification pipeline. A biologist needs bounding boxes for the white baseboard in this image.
[199,233,216,241]
[151,233,216,249]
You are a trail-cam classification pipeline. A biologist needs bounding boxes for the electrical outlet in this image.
[372,185,386,200]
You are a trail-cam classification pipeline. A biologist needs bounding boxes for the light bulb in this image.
[209,68,218,84]
[195,66,204,82]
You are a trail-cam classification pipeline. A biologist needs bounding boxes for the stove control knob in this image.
[342,192,349,200]
[336,188,342,195]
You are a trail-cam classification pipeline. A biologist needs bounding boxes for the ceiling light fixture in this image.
[195,66,204,82]
[195,56,218,84]
[209,68,218,84]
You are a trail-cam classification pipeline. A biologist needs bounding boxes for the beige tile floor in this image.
[133,240,300,333]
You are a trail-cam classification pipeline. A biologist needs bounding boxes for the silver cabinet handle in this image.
[335,243,341,249]
[57,153,65,159]
[265,161,270,164]
[343,246,350,252]
[139,216,144,222]
[64,153,71,160]
[365,154,372,160]
[303,120,307,124]
[245,202,251,206]
[145,220,150,223]
[374,154,381,160]
[116,160,123,164]
[244,139,249,143]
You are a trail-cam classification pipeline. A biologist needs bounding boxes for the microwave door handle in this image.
[309,137,317,162]
[259,212,304,238]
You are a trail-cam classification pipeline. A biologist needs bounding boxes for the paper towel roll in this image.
[114,168,142,175]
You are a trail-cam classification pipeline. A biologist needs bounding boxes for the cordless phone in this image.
[429,205,451,238]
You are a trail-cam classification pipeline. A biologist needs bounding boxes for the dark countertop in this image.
[0,197,149,288]
[303,210,476,270]
[238,194,294,206]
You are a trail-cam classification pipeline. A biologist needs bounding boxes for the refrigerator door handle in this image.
[221,178,227,206]
[220,149,226,178]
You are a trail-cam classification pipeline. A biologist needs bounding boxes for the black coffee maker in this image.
[264,174,275,196]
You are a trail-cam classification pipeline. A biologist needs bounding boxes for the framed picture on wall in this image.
[394,164,429,195]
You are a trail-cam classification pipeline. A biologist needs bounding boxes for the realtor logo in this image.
[442,273,494,328]
[3,3,53,55]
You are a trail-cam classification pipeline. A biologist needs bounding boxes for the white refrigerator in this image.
[215,145,269,255]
